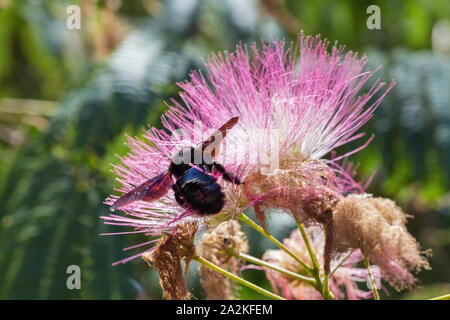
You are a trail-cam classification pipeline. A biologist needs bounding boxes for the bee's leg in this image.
[212,162,242,185]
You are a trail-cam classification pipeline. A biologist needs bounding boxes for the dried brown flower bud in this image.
[333,194,431,290]
[197,220,248,299]
[142,221,198,300]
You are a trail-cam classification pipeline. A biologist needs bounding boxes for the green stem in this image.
[194,255,286,300]
[296,221,320,275]
[363,257,380,300]
[234,251,316,287]
[322,274,331,300]
[295,220,323,291]
[239,213,313,274]
[429,294,450,300]
[294,220,335,300]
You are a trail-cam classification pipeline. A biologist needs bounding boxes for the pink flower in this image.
[101,34,394,264]
[263,227,376,300]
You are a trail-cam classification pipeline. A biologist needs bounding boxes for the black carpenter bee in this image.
[110,117,241,215]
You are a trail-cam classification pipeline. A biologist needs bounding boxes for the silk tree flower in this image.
[263,227,375,300]
[101,34,394,264]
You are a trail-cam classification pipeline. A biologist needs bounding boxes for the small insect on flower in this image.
[110,117,242,215]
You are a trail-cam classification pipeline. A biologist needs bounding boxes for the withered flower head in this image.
[332,194,431,290]
[142,222,198,300]
[197,220,248,299]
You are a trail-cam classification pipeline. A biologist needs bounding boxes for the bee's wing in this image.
[110,170,173,211]
[201,117,239,159]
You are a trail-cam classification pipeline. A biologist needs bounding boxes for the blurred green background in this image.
[0,0,449,300]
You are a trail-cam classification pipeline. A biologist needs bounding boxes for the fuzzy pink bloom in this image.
[101,34,393,264]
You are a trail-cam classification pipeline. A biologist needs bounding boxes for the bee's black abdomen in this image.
[184,181,225,214]
[178,167,225,215]
[169,145,239,215]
